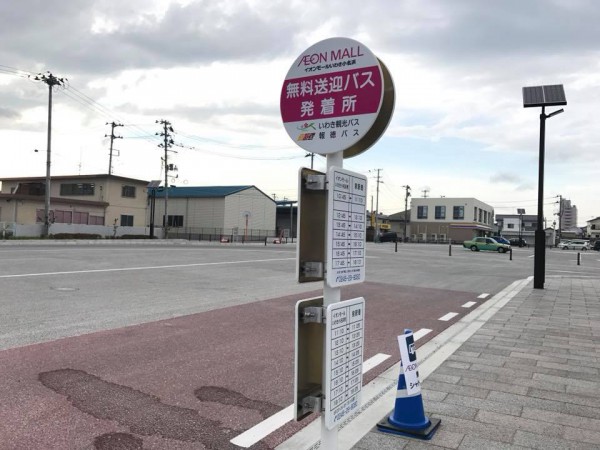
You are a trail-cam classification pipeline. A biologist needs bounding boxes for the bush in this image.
[51,233,103,240]
[119,235,152,239]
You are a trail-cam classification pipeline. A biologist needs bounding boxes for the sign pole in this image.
[321,150,343,449]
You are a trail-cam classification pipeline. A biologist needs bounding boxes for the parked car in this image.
[557,240,572,249]
[378,231,398,242]
[509,238,527,247]
[491,236,511,245]
[560,239,590,251]
[593,241,600,251]
[463,237,510,253]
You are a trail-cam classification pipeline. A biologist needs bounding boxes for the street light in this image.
[522,84,567,289]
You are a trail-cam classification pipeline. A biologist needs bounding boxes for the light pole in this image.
[522,84,566,289]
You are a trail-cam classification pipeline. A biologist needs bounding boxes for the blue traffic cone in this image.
[377,329,441,440]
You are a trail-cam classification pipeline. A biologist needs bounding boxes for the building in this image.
[276,200,297,240]
[410,198,494,242]
[152,185,276,241]
[560,198,578,229]
[586,217,600,240]
[496,214,537,242]
[0,174,149,236]
[387,210,410,240]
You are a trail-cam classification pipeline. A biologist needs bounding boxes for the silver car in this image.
[560,240,589,251]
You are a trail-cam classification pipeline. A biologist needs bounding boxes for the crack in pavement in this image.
[39,368,269,450]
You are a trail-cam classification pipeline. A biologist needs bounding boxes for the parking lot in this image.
[0,240,597,448]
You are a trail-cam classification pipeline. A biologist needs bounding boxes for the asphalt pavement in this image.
[0,240,598,449]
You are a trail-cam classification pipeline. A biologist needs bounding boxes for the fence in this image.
[167,227,278,243]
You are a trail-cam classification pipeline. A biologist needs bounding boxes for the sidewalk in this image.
[353,276,600,449]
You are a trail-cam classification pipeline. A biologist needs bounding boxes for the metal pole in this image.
[321,150,343,450]
[534,107,546,289]
[149,189,155,238]
[404,195,408,242]
[164,124,169,239]
[44,83,53,238]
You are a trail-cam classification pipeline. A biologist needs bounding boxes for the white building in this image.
[587,216,600,240]
[152,185,276,241]
[560,198,578,228]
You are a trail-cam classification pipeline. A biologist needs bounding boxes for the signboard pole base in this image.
[321,150,344,449]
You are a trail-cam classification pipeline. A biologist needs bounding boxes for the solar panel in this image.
[147,180,162,188]
[523,85,567,108]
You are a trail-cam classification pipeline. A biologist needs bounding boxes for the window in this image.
[60,183,95,196]
[417,206,428,219]
[434,206,446,219]
[507,223,515,229]
[164,215,184,227]
[73,211,89,224]
[453,206,464,220]
[122,185,136,198]
[54,210,73,224]
[120,215,134,226]
[89,215,105,225]
[478,209,483,223]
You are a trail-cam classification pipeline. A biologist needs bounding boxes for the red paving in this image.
[0,282,481,449]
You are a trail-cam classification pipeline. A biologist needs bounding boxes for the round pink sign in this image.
[280,37,386,155]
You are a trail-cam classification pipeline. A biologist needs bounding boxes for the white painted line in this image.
[231,405,295,448]
[477,293,490,299]
[413,328,432,341]
[528,254,535,258]
[231,352,392,448]
[361,353,392,373]
[0,257,296,279]
[276,277,533,450]
[438,312,459,321]
[462,301,477,308]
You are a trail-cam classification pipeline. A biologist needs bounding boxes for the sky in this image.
[1,0,598,226]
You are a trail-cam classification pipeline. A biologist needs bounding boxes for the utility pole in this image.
[305,152,315,169]
[557,194,563,243]
[369,169,383,242]
[105,122,123,175]
[402,185,411,242]
[156,119,175,239]
[32,71,66,238]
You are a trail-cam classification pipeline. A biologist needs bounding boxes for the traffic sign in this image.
[326,167,367,287]
[324,297,365,429]
[280,37,395,158]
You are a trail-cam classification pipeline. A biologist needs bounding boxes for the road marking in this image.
[477,293,490,299]
[413,328,432,341]
[230,352,392,448]
[0,258,296,279]
[438,312,459,321]
[462,301,477,308]
[361,353,392,373]
[278,277,534,450]
[528,255,535,258]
